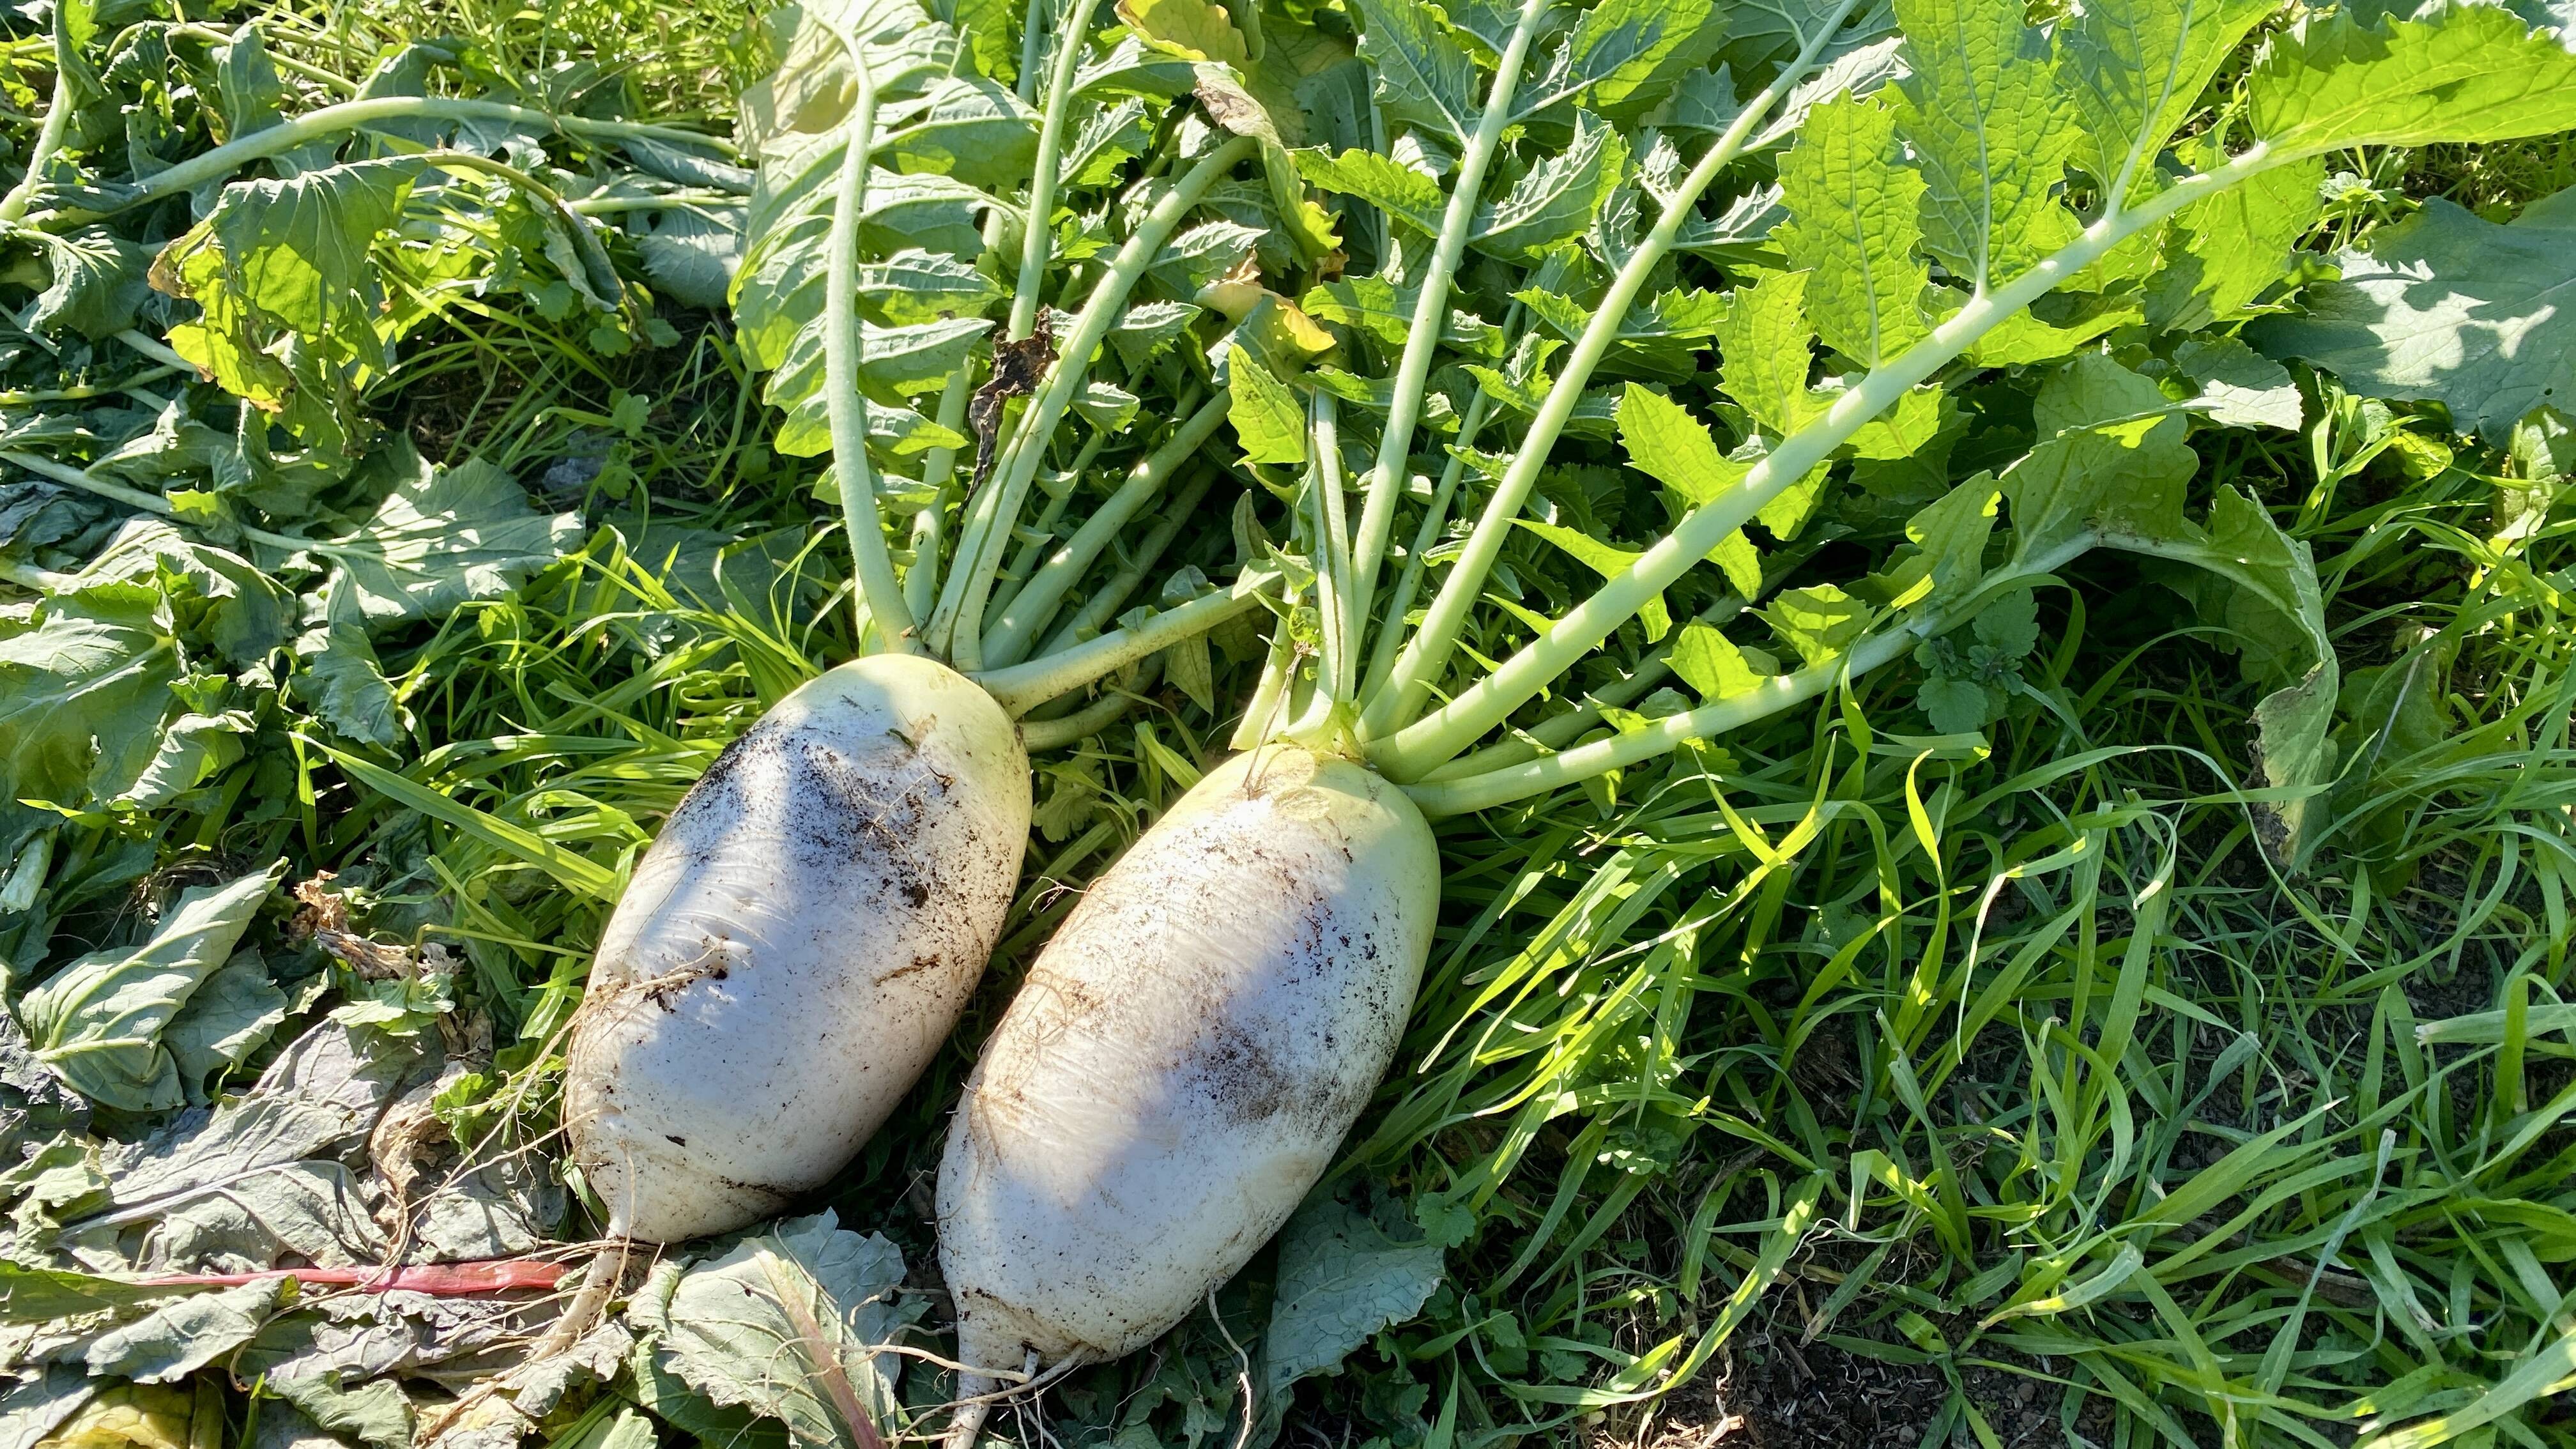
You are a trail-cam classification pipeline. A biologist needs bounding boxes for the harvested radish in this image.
[567,655,1028,1242]
[937,746,1436,1422]
[560,0,1278,1245]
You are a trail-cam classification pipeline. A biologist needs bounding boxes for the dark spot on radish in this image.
[666,1134,687,1147]
[884,954,940,982]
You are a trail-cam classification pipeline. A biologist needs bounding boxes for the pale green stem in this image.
[0,364,180,406]
[1033,466,1222,657]
[905,334,982,622]
[1,448,326,556]
[821,60,920,650]
[566,189,744,215]
[1358,0,1867,743]
[1356,380,1498,705]
[985,425,1108,620]
[981,392,1227,667]
[1310,391,1358,705]
[1010,0,1096,341]
[168,23,360,92]
[933,135,1255,669]
[1399,540,2093,816]
[0,556,71,592]
[71,98,737,220]
[1019,669,1154,750]
[1344,0,1552,640]
[972,571,1280,716]
[1015,0,1050,102]
[1227,619,1300,751]
[0,62,72,224]
[1416,594,1746,782]
[1370,146,2275,781]
[114,330,192,371]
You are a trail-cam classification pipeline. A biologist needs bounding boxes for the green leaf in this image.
[1616,384,1736,504]
[2142,141,2322,332]
[2248,4,2576,159]
[1351,0,1478,140]
[2249,192,2576,443]
[1917,674,1995,733]
[1471,112,1627,259]
[1716,0,1882,79]
[1107,300,1204,369]
[1972,587,2039,659]
[875,76,1039,188]
[1775,91,1929,367]
[24,1019,432,1275]
[157,157,425,376]
[1762,583,1869,668]
[1713,270,1827,438]
[2058,0,2273,207]
[1521,283,1726,377]
[629,1212,910,1449]
[1227,344,1307,464]
[2133,487,2340,864]
[0,582,184,829]
[1295,148,1448,239]
[1869,474,1998,610]
[2175,335,2303,431]
[1063,98,1156,187]
[1890,0,2076,292]
[163,948,288,1103]
[0,1371,98,1449]
[1613,386,1777,579]
[1667,620,1766,702]
[20,862,286,1115]
[1517,519,1673,640]
[112,710,255,811]
[636,208,744,312]
[1523,0,1726,114]
[52,1279,291,1383]
[1260,1195,1444,1401]
[295,598,404,749]
[326,443,584,627]
[27,227,153,340]
[1999,355,2195,558]
[1304,275,1503,356]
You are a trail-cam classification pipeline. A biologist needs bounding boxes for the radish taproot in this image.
[937,746,1436,1427]
[567,654,1028,1242]
[560,0,1278,1245]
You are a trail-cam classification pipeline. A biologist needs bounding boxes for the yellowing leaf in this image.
[1117,0,1248,65]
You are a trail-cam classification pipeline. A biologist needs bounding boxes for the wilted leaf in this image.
[1260,1195,1443,1400]
[628,1212,910,1449]
[20,863,286,1115]
[325,443,583,628]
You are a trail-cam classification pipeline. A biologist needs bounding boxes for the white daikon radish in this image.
[567,653,1029,1243]
[935,745,1438,1430]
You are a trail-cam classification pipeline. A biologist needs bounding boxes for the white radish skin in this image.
[936,744,1438,1404]
[568,653,1030,1243]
